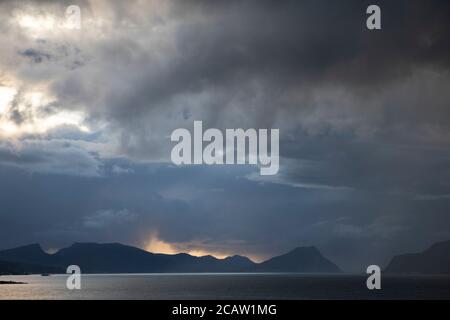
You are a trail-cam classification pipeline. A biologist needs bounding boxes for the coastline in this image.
[0,280,26,284]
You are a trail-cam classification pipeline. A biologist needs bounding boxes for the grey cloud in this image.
[0,139,102,176]
[36,0,449,162]
[83,209,137,228]
[111,164,134,174]
[19,48,52,64]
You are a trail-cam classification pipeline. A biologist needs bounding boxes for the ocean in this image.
[1,273,450,300]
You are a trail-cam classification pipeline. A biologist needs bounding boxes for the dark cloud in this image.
[41,0,450,159]
[19,48,52,64]
[0,140,102,176]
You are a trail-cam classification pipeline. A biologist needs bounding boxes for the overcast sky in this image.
[0,0,449,271]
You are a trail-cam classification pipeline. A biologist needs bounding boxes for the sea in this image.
[1,273,450,300]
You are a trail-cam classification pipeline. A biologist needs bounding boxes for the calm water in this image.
[1,274,450,300]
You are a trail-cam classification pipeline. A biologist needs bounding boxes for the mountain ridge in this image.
[0,242,341,274]
[385,240,450,274]
[255,246,341,273]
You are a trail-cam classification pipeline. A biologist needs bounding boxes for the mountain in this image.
[51,243,255,273]
[0,260,24,275]
[254,246,341,273]
[0,244,64,274]
[0,259,63,275]
[385,240,450,274]
[0,242,341,274]
[0,244,53,266]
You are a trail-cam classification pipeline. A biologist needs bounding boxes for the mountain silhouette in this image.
[0,260,30,275]
[0,242,341,274]
[255,246,341,273]
[0,244,52,265]
[0,244,64,274]
[0,259,63,275]
[385,240,450,274]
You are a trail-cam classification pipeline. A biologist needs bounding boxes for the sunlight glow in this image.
[0,87,17,114]
[145,233,229,259]
[18,14,57,29]
[0,89,89,137]
[14,11,81,39]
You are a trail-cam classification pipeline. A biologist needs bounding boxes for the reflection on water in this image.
[1,274,450,300]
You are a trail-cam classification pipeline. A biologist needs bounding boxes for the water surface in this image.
[1,274,450,300]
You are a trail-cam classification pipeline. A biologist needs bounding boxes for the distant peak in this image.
[1,243,46,255]
[223,255,254,264]
[200,255,217,261]
[225,255,251,260]
[226,254,243,259]
[20,243,43,251]
[426,240,450,254]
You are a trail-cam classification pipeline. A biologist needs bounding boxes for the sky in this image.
[0,0,449,271]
